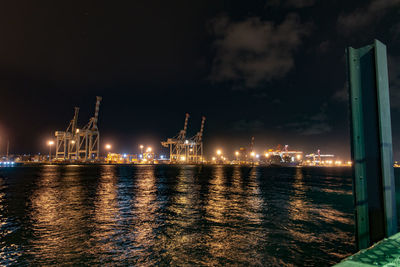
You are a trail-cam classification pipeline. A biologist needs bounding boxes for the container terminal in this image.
[0,96,354,167]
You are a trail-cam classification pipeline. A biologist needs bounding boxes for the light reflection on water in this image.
[0,165,357,266]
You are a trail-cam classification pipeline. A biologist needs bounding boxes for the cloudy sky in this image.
[0,0,399,159]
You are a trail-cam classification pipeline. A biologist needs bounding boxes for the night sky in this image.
[1,0,400,159]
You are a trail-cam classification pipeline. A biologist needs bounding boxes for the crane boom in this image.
[178,113,190,140]
[197,116,206,142]
[92,96,102,130]
[71,107,79,135]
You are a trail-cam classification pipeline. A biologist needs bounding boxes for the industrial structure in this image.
[264,145,303,165]
[55,96,102,161]
[161,113,206,164]
[304,149,335,166]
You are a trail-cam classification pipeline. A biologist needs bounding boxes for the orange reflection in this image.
[203,166,265,265]
[91,165,119,258]
[131,165,158,265]
[287,167,354,258]
[160,166,202,265]
[29,165,88,264]
[288,167,309,222]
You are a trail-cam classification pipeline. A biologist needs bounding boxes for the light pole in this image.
[216,149,222,163]
[105,144,111,162]
[250,151,255,165]
[48,141,54,162]
[235,151,239,162]
[105,144,111,151]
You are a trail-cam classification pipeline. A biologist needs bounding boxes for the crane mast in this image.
[55,96,102,162]
[161,113,191,163]
[188,116,206,163]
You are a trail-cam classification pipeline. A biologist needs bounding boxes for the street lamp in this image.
[140,145,144,155]
[235,151,239,161]
[105,144,111,150]
[48,140,54,162]
[216,149,222,156]
[147,147,152,152]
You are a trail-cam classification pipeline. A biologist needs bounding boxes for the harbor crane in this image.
[161,113,206,164]
[55,96,102,161]
[161,113,190,163]
[187,116,206,163]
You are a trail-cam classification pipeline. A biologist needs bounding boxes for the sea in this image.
[0,165,395,266]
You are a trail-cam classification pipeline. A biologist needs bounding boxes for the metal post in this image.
[49,145,52,162]
[6,140,9,160]
[347,39,397,249]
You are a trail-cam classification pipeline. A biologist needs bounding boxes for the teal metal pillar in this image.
[347,39,397,250]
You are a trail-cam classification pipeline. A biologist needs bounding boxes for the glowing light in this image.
[76,129,80,133]
[250,152,255,157]
[147,147,152,152]
[105,144,111,150]
[185,140,189,144]
[216,149,222,155]
[140,145,144,149]
[235,151,239,156]
[180,156,186,161]
[48,141,54,146]
[296,154,302,160]
[212,157,216,161]
[265,153,270,158]
[71,140,76,144]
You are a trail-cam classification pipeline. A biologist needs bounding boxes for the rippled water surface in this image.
[0,165,358,266]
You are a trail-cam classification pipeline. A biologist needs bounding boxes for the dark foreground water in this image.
[0,165,359,266]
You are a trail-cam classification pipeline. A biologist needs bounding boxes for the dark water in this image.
[0,165,359,266]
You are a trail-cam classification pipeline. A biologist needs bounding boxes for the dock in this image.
[334,232,400,266]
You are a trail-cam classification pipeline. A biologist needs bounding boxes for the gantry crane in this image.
[161,113,190,163]
[187,116,206,163]
[55,107,80,160]
[77,96,102,160]
[55,96,102,161]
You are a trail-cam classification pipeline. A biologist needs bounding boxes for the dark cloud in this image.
[252,91,268,98]
[280,103,332,135]
[233,119,265,131]
[298,121,332,135]
[337,0,400,34]
[333,83,348,102]
[209,14,311,88]
[391,22,400,41]
[334,56,399,108]
[388,55,400,108]
[317,40,330,54]
[266,0,315,8]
